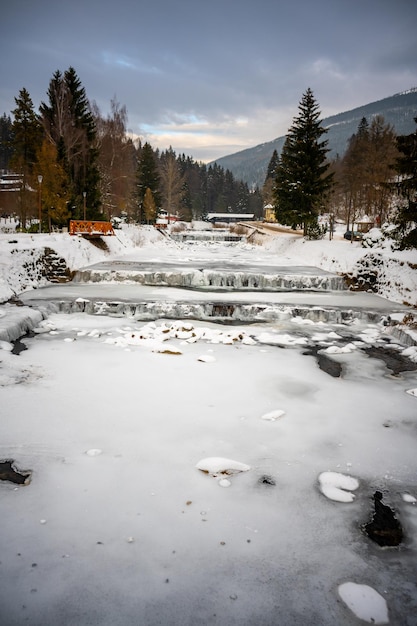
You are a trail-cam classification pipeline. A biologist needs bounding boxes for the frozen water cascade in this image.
[73,262,348,292]
[15,233,412,329]
[44,297,393,325]
[170,228,244,243]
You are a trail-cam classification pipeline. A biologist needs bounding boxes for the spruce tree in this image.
[273,88,333,235]
[0,114,14,170]
[394,116,417,249]
[262,149,279,206]
[135,142,160,223]
[265,149,279,184]
[11,88,43,173]
[10,88,44,228]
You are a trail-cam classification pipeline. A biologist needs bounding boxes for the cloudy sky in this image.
[1,0,416,162]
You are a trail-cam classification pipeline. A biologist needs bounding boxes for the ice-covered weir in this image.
[19,278,409,327]
[20,232,409,325]
[170,228,244,242]
[73,262,347,292]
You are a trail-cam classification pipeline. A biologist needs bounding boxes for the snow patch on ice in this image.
[198,354,216,363]
[338,582,389,624]
[261,409,286,421]
[402,493,416,504]
[256,332,309,346]
[324,344,356,354]
[85,449,103,457]
[196,457,251,477]
[318,471,359,502]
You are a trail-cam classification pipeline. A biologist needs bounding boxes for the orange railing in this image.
[69,220,115,237]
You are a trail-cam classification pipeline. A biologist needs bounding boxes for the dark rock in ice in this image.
[258,474,276,486]
[364,491,403,547]
[11,338,28,355]
[303,347,342,378]
[0,460,31,485]
[364,346,417,375]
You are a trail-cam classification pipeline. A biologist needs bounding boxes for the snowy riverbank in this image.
[0,223,416,307]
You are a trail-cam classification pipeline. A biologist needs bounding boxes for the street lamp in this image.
[37,175,43,233]
[83,191,87,220]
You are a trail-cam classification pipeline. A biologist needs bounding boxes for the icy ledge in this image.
[0,305,46,343]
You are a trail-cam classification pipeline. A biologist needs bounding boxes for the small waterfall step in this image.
[73,261,347,292]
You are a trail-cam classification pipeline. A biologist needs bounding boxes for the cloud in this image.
[1,0,417,163]
[101,51,161,74]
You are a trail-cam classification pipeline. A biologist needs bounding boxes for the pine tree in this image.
[10,88,44,228]
[262,149,279,206]
[273,88,333,236]
[135,142,160,223]
[159,148,185,217]
[394,116,417,249]
[11,88,43,173]
[0,114,14,170]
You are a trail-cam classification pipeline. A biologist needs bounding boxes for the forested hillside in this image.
[213,89,417,188]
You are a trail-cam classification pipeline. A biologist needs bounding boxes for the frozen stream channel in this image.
[1,234,417,625]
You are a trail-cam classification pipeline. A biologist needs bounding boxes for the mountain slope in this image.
[212,89,417,188]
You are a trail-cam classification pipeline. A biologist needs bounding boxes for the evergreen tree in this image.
[135,142,160,223]
[159,147,185,217]
[10,88,43,173]
[262,149,279,206]
[393,116,417,249]
[10,88,44,227]
[273,88,333,235]
[40,67,100,219]
[0,114,14,170]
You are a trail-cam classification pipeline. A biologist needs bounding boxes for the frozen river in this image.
[1,235,417,625]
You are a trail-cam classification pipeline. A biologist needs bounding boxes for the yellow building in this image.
[263,204,277,223]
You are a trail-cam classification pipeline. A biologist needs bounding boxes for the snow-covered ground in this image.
[1,222,417,625]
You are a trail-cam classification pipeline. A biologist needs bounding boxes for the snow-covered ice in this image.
[0,223,417,625]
